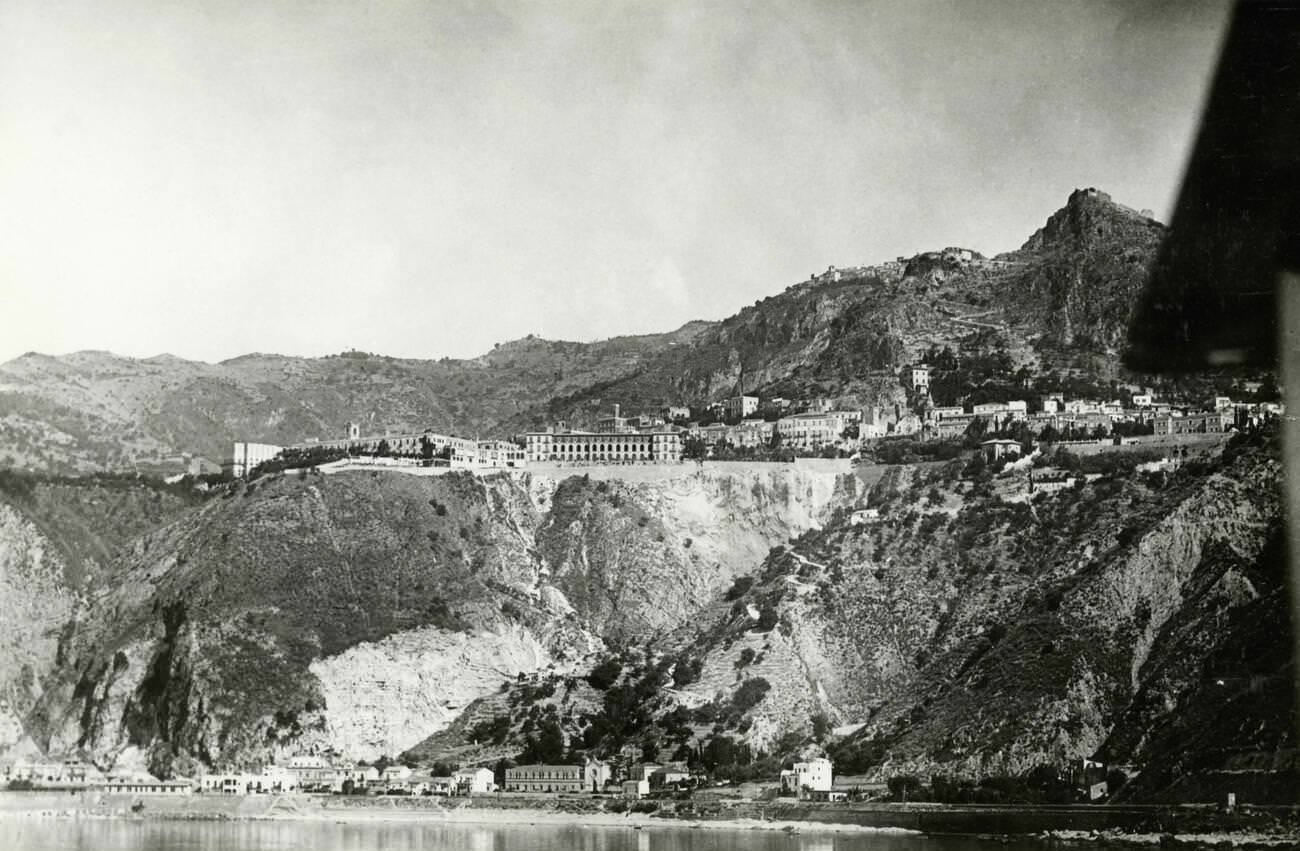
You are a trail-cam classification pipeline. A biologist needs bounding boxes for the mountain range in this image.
[1,188,1163,475]
[0,188,1291,804]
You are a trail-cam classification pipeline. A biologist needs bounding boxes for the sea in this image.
[0,820,1045,851]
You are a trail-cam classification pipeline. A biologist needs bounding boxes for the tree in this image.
[888,774,923,802]
[672,656,702,688]
[587,657,622,690]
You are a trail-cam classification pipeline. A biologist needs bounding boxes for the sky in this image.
[0,0,1233,364]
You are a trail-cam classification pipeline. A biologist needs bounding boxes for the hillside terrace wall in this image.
[1052,433,1228,457]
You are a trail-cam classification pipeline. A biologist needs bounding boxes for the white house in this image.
[725,395,759,420]
[453,766,496,795]
[782,758,834,799]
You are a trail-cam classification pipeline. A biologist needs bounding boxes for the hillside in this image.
[512,188,1165,431]
[0,324,711,475]
[2,462,863,774]
[0,189,1162,474]
[410,430,1292,803]
[1,429,1290,801]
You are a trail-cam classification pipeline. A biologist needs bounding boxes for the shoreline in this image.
[2,793,1297,847]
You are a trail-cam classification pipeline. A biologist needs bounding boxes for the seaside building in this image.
[100,772,192,796]
[781,757,834,799]
[583,758,611,793]
[504,764,584,793]
[453,766,496,795]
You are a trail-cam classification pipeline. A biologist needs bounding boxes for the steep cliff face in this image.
[1014,188,1164,354]
[15,462,863,773]
[531,463,864,642]
[0,474,202,760]
[0,502,77,754]
[616,433,1289,800]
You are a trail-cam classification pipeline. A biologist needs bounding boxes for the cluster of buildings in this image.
[0,755,499,798]
[226,423,527,478]
[197,757,496,797]
[1,759,191,795]
[222,360,1283,477]
[904,362,1283,442]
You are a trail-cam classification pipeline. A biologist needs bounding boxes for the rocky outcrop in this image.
[0,502,78,753]
[309,623,584,761]
[641,434,1288,800]
[15,461,864,772]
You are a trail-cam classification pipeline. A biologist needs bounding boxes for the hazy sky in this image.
[0,0,1232,364]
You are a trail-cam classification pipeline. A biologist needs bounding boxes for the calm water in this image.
[0,821,1045,851]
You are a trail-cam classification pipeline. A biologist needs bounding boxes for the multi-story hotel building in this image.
[775,411,860,451]
[522,428,683,464]
[504,764,584,793]
[524,406,683,464]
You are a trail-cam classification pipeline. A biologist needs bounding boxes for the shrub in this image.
[672,656,703,688]
[724,575,753,601]
[731,678,771,714]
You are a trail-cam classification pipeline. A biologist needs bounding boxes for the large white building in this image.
[781,757,833,799]
[725,395,759,420]
[523,409,684,464]
[228,441,284,477]
[775,411,860,451]
[453,767,496,795]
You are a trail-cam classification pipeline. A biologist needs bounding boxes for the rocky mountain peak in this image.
[1019,187,1163,254]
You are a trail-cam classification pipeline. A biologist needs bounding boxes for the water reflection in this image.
[0,819,1035,851]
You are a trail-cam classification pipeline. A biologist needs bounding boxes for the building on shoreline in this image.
[780,757,834,800]
[453,767,496,795]
[504,764,584,793]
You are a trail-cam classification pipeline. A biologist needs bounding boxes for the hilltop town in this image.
[223,360,1282,479]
